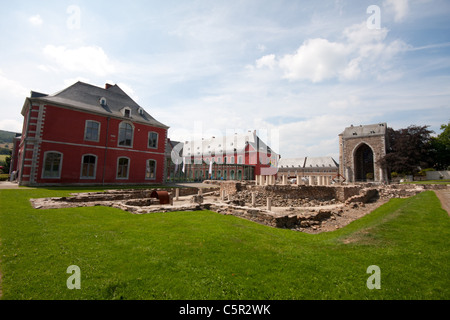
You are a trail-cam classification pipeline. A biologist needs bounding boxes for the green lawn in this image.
[404,180,450,185]
[0,188,449,300]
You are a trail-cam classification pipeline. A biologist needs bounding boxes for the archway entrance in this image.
[354,143,374,181]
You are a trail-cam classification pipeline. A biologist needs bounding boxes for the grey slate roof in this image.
[340,123,386,138]
[181,132,276,158]
[26,81,168,129]
[277,157,306,169]
[278,157,338,169]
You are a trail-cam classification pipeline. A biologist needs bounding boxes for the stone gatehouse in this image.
[339,123,388,183]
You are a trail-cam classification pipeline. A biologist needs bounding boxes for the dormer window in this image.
[121,106,132,118]
[139,108,144,116]
[99,97,107,106]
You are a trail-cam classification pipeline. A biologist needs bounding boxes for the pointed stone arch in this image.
[353,142,375,182]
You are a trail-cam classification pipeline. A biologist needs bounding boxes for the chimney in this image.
[105,83,113,90]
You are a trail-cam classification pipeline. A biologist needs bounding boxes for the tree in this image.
[379,125,434,176]
[430,122,450,170]
[0,155,11,174]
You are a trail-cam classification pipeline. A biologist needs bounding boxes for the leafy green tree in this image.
[0,155,11,174]
[430,122,450,170]
[379,125,434,176]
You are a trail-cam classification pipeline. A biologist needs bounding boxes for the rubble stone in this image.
[29,182,448,234]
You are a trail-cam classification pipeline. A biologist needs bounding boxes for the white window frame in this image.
[42,151,63,179]
[118,121,134,148]
[145,159,157,180]
[84,120,101,142]
[80,154,98,179]
[122,107,132,118]
[148,131,159,149]
[116,157,130,180]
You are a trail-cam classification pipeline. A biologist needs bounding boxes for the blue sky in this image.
[0,0,449,159]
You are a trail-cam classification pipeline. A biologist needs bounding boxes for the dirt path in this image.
[435,190,450,215]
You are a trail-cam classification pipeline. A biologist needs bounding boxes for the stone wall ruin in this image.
[30,181,447,234]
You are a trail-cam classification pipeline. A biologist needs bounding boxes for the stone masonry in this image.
[339,123,388,183]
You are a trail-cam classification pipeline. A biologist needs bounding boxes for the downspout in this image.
[102,117,110,185]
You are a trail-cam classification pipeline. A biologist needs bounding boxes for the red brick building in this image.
[13,81,169,186]
[165,132,279,182]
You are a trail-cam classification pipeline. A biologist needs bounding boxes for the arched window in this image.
[118,122,133,147]
[42,151,63,179]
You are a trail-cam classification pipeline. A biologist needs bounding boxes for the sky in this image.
[0,0,449,160]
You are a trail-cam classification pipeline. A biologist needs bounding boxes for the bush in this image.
[418,168,435,176]
[0,174,10,181]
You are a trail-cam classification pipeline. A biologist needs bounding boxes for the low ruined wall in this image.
[209,203,338,230]
[171,187,218,196]
[426,171,450,180]
[220,181,244,196]
[245,185,364,202]
[334,186,362,202]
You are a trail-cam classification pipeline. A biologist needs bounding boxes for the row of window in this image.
[42,152,157,180]
[187,156,273,165]
[84,120,159,149]
[189,156,245,164]
[185,169,244,180]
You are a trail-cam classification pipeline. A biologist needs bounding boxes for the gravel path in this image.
[435,189,450,215]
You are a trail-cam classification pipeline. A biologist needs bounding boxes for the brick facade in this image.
[14,82,168,186]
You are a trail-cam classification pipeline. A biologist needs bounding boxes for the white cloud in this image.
[278,114,354,158]
[116,82,140,102]
[0,71,29,132]
[383,0,410,22]
[42,45,116,76]
[343,22,388,45]
[256,54,276,70]
[279,38,350,82]
[0,70,29,99]
[29,14,43,26]
[0,119,23,133]
[254,22,408,83]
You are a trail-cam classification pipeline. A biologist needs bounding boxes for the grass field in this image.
[0,188,449,300]
[404,180,450,185]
